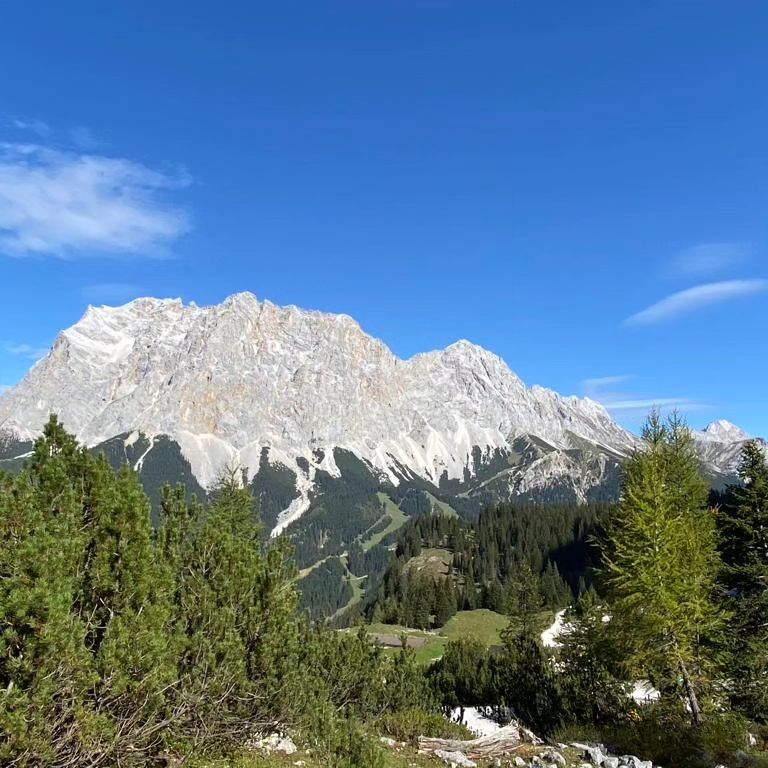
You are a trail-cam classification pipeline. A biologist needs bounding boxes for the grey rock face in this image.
[0,293,756,533]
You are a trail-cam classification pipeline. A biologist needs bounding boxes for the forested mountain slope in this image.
[0,293,760,598]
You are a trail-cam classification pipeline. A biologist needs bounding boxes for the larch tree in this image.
[605,411,723,725]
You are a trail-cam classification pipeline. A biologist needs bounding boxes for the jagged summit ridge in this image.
[0,292,635,493]
[699,419,751,443]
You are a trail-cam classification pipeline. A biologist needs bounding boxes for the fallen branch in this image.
[418,721,542,759]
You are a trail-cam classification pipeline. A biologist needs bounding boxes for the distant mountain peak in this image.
[701,419,751,443]
[0,292,754,534]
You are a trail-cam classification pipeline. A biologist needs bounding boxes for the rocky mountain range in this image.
[0,293,759,572]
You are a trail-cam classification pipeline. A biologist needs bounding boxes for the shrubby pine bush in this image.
[0,416,436,766]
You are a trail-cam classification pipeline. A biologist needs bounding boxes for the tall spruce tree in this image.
[605,412,723,725]
[717,440,768,721]
[503,559,543,638]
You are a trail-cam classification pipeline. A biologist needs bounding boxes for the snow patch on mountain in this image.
[0,292,756,531]
[699,419,751,443]
[0,293,635,480]
[274,465,315,537]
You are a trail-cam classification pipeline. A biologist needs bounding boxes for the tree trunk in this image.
[418,721,543,759]
[678,657,704,725]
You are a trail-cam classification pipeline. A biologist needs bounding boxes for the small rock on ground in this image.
[434,749,478,768]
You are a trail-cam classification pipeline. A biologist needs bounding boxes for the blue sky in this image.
[1,1,766,435]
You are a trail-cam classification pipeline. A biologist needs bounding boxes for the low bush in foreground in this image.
[377,708,472,744]
[0,418,439,767]
[558,707,760,768]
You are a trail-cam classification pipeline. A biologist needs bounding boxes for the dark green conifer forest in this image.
[366,499,602,628]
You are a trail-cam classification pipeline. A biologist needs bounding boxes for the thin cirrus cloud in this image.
[582,374,704,415]
[7,117,51,138]
[4,342,50,361]
[624,279,768,326]
[670,241,751,278]
[601,397,705,413]
[0,142,192,258]
[581,374,635,391]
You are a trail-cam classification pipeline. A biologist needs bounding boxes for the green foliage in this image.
[604,412,724,724]
[429,638,495,708]
[164,469,300,746]
[0,430,98,764]
[250,448,299,532]
[378,709,472,744]
[298,556,354,619]
[290,625,435,722]
[717,440,768,722]
[599,706,751,768]
[496,631,565,736]
[558,592,630,726]
[503,560,544,636]
[290,449,383,568]
[0,417,439,766]
[319,715,386,768]
[0,415,177,764]
[370,500,603,628]
[97,431,207,519]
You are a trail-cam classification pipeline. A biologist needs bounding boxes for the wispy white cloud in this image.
[0,142,191,258]
[581,374,634,390]
[603,397,707,414]
[671,242,750,278]
[82,282,143,304]
[4,342,50,361]
[70,125,100,150]
[582,374,705,415]
[7,117,51,138]
[625,279,768,326]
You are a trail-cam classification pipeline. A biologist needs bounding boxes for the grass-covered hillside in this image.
[364,607,550,664]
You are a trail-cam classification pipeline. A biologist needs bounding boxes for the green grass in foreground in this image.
[185,737,588,768]
[366,608,556,664]
[187,743,447,768]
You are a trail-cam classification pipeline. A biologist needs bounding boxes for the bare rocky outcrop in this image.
[0,292,757,534]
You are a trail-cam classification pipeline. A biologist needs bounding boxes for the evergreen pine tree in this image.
[430,638,493,711]
[605,412,723,725]
[484,578,506,613]
[495,632,564,736]
[717,440,768,721]
[433,579,455,627]
[85,462,176,751]
[558,591,629,725]
[0,457,95,764]
[172,469,298,741]
[503,560,543,638]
